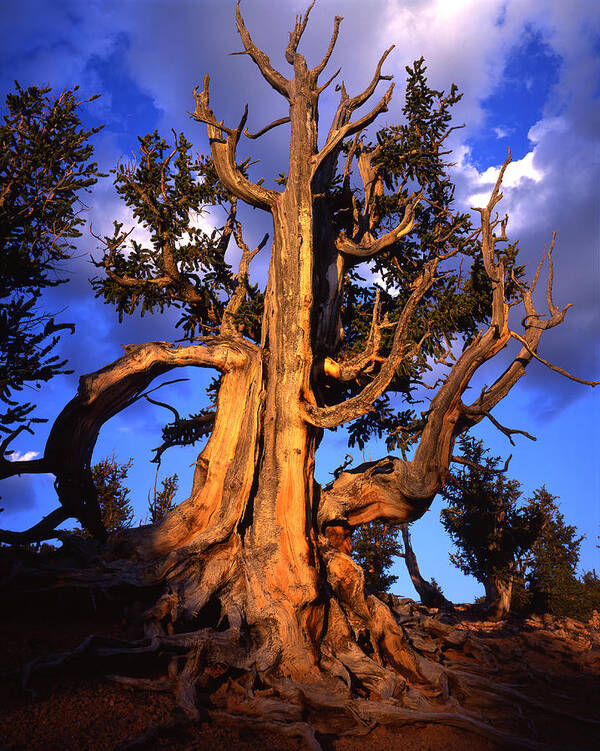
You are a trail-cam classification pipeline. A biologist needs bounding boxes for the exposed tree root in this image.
[3,542,598,751]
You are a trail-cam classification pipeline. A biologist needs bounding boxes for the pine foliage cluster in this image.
[440,436,541,591]
[441,438,599,620]
[0,84,103,430]
[352,520,402,593]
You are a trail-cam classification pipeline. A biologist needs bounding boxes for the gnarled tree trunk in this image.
[484,576,514,621]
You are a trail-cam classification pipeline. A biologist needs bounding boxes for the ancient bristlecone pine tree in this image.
[1,2,597,742]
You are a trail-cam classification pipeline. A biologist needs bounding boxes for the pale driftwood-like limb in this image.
[243,115,290,140]
[472,149,512,284]
[285,1,316,64]
[337,45,395,122]
[312,14,344,80]
[316,66,342,96]
[335,200,417,258]
[192,76,277,211]
[322,290,391,384]
[0,338,256,541]
[461,226,579,424]
[234,1,290,98]
[221,218,268,335]
[508,330,599,387]
[313,82,395,175]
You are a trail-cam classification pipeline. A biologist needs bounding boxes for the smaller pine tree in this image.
[578,571,600,621]
[147,473,178,523]
[352,520,402,593]
[441,436,541,618]
[85,454,134,535]
[522,486,585,617]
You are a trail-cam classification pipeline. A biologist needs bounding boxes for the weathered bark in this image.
[484,576,514,621]
[0,338,246,541]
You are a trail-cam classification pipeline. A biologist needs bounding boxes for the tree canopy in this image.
[0,83,103,434]
[520,486,600,619]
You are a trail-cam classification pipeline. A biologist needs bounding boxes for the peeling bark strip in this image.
[2,3,598,747]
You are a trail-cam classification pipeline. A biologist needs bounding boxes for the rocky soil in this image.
[1,590,599,751]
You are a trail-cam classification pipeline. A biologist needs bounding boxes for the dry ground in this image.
[1,588,599,751]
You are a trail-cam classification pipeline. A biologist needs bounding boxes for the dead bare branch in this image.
[335,197,418,259]
[192,76,277,210]
[303,260,438,427]
[508,330,599,387]
[0,506,69,545]
[312,14,343,79]
[243,116,290,140]
[479,410,537,446]
[235,1,290,98]
[314,83,395,176]
[450,453,512,475]
[285,1,316,64]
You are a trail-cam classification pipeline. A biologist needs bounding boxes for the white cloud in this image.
[8,450,40,462]
[466,150,544,210]
[493,126,512,139]
[528,116,568,143]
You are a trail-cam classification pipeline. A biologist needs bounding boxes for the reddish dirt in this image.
[1,599,599,750]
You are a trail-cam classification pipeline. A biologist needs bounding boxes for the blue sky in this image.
[1,0,598,602]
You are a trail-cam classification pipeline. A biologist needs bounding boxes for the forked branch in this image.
[322,290,392,382]
[192,75,277,211]
[335,197,418,259]
[507,330,598,387]
[221,215,269,335]
[304,260,438,428]
[234,1,290,98]
[285,1,316,64]
[314,82,395,176]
